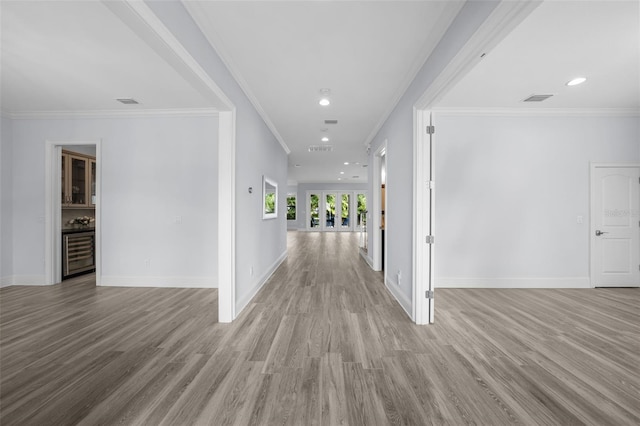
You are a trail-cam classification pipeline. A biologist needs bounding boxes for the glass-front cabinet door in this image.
[90,160,96,206]
[62,151,95,208]
[70,156,87,205]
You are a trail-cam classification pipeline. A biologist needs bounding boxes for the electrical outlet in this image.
[577,215,583,224]
[175,216,183,224]
[144,259,151,268]
[250,266,254,277]
[397,270,402,285]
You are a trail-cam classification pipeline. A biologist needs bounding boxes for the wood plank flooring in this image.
[1,231,639,425]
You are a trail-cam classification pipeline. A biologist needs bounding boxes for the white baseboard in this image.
[360,250,374,269]
[0,276,13,288]
[435,277,590,289]
[0,275,47,287]
[385,276,413,320]
[100,275,217,288]
[235,250,287,316]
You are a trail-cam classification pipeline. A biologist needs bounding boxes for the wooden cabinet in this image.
[62,150,96,208]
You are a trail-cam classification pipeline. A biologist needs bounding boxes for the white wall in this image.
[146,1,288,315]
[434,112,640,288]
[367,0,500,314]
[9,114,218,287]
[0,116,13,286]
[289,182,368,230]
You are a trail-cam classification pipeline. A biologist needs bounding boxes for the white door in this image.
[591,165,640,287]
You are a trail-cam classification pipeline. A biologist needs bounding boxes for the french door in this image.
[307,191,365,232]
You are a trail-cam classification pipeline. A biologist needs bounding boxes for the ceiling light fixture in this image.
[321,136,329,142]
[340,171,344,174]
[344,162,349,165]
[319,88,331,106]
[566,77,587,86]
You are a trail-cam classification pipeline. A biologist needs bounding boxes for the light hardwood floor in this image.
[1,231,639,425]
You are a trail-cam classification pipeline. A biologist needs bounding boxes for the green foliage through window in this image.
[287,195,296,220]
[264,193,276,214]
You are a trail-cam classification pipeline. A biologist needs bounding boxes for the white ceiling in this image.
[183,1,464,184]
[437,0,640,111]
[2,1,637,184]
[0,1,227,113]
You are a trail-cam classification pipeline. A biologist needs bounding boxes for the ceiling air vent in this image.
[523,94,553,102]
[116,98,139,105]
[308,145,333,152]
[324,119,338,125]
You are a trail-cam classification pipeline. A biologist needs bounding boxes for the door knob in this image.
[595,230,608,236]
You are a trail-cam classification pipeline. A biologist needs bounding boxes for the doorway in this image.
[590,164,640,287]
[45,140,101,286]
[306,190,364,232]
[371,143,387,274]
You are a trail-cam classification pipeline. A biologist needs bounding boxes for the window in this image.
[263,176,278,219]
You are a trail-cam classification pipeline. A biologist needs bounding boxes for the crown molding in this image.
[183,2,291,155]
[362,1,465,148]
[7,108,220,120]
[432,107,640,117]
[102,0,233,112]
[414,0,542,112]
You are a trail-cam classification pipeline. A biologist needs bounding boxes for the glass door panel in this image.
[341,193,351,229]
[325,194,336,229]
[357,193,367,229]
[70,157,87,205]
[309,193,320,229]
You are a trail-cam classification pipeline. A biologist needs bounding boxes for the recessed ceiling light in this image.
[340,171,344,174]
[344,162,349,165]
[321,136,329,142]
[338,178,342,181]
[319,98,330,106]
[294,164,301,168]
[566,77,587,86]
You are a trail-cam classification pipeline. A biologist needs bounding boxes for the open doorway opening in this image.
[45,140,101,286]
[380,154,386,272]
[371,142,387,274]
[60,146,97,281]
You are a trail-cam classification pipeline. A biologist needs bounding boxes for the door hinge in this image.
[428,180,435,189]
[426,235,434,244]
[426,125,435,135]
[425,290,434,299]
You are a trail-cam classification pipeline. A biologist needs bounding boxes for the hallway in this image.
[1,232,638,424]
